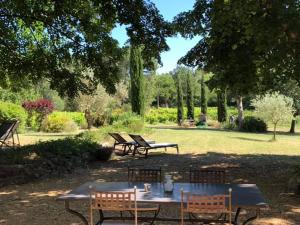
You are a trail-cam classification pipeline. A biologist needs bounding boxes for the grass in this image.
[18,125,300,156]
[144,127,300,156]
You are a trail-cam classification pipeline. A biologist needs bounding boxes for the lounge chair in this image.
[109,133,154,155]
[0,120,20,148]
[129,134,179,157]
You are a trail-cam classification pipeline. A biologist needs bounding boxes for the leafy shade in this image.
[174,1,300,95]
[0,0,172,97]
[252,92,295,140]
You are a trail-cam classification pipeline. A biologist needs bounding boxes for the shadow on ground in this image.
[1,152,300,224]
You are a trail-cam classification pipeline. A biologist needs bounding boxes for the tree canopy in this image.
[174,0,300,95]
[0,0,172,97]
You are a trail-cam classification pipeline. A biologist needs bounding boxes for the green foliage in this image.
[186,72,194,119]
[112,112,144,133]
[51,111,87,129]
[41,113,78,133]
[154,73,176,107]
[241,116,267,133]
[200,74,207,114]
[0,137,111,175]
[145,107,253,124]
[1,1,172,97]
[176,73,184,124]
[130,46,145,116]
[252,92,295,139]
[0,101,27,132]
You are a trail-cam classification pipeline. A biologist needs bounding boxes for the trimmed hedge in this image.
[0,101,27,132]
[145,107,253,124]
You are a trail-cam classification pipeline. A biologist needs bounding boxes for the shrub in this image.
[112,112,144,133]
[22,99,54,130]
[0,137,109,168]
[50,111,87,129]
[41,113,78,133]
[241,116,267,133]
[0,101,27,132]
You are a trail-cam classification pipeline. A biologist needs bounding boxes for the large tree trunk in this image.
[236,96,244,130]
[290,112,298,133]
[290,119,296,133]
[217,89,227,123]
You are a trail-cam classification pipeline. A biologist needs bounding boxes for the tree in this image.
[200,73,207,115]
[174,0,300,128]
[130,46,144,116]
[252,92,295,140]
[217,89,227,123]
[186,72,194,120]
[154,73,176,107]
[0,0,172,97]
[175,72,184,125]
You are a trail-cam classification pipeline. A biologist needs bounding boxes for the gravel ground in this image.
[1,152,300,225]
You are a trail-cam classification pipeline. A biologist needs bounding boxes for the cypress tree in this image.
[176,74,184,125]
[186,72,194,120]
[217,89,227,122]
[130,46,144,116]
[200,74,207,114]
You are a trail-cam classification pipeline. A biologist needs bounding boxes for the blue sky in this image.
[111,0,200,74]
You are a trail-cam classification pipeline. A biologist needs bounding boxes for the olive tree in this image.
[252,92,295,140]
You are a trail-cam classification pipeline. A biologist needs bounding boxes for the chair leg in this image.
[176,145,179,154]
[133,146,137,156]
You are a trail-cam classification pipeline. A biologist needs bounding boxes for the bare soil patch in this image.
[1,152,300,225]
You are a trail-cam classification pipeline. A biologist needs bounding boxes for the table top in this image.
[57,182,268,208]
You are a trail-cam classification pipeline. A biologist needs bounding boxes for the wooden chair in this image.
[90,187,138,225]
[128,167,162,182]
[0,120,20,149]
[129,134,179,157]
[181,188,232,225]
[189,168,226,183]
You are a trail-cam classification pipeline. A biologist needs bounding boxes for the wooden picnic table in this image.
[57,182,268,225]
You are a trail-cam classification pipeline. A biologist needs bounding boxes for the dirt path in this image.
[1,152,300,225]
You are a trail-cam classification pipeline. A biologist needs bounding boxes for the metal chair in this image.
[90,187,138,225]
[129,134,179,157]
[0,120,20,149]
[181,188,232,225]
[128,167,162,182]
[109,133,136,155]
[189,168,226,183]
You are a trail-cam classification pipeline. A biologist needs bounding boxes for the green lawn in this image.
[19,126,300,156]
[144,127,300,156]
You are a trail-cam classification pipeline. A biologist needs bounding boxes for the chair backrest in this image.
[109,132,127,144]
[0,120,17,140]
[128,167,162,182]
[181,189,232,224]
[189,169,226,183]
[129,134,151,147]
[90,188,138,225]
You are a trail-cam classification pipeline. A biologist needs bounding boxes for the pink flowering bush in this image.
[22,99,54,130]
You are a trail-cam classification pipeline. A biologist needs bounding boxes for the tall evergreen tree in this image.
[200,74,207,114]
[217,89,227,122]
[130,46,144,116]
[186,72,194,120]
[176,74,184,125]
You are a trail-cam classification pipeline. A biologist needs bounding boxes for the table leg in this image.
[242,209,260,225]
[234,207,241,225]
[64,200,89,225]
